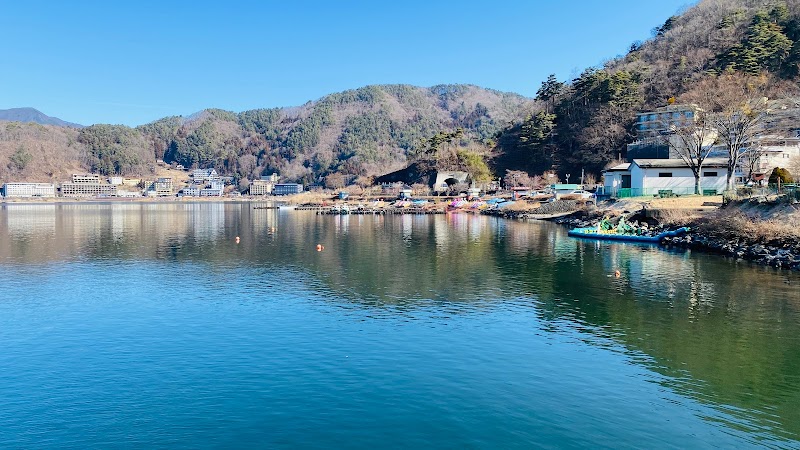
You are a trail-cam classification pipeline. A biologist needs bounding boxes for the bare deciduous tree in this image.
[686,74,771,189]
[504,170,533,188]
[659,106,719,195]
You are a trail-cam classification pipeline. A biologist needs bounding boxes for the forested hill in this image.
[494,0,800,179]
[0,84,534,184]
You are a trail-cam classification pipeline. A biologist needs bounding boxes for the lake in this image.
[1,202,799,448]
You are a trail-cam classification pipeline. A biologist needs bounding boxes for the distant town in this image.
[0,168,303,200]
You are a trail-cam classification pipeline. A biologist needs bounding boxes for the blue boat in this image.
[567,226,689,243]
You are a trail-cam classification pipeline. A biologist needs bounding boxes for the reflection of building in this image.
[2,183,57,198]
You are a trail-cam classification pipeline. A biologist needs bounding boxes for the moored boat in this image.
[567,226,689,243]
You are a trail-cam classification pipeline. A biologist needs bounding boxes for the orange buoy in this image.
[316,244,324,251]
[235,236,240,244]
[614,270,621,278]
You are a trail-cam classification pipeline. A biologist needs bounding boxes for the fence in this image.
[611,187,717,198]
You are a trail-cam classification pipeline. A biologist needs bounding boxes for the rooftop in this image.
[632,158,728,169]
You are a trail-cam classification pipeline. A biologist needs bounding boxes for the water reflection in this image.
[1,203,800,444]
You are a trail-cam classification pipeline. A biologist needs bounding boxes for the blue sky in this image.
[2,1,694,126]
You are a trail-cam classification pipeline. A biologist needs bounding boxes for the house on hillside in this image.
[192,168,219,183]
[626,104,704,160]
[602,158,728,198]
[740,135,800,182]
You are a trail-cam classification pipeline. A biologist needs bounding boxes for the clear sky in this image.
[2,1,694,126]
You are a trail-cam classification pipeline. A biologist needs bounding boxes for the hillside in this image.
[493,0,800,179]
[0,108,82,128]
[8,0,800,187]
[0,122,85,182]
[1,84,534,185]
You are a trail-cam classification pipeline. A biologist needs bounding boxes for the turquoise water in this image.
[1,203,799,448]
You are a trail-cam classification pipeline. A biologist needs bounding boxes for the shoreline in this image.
[3,195,798,271]
[543,201,800,272]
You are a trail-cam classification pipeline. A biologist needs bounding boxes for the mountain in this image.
[8,0,800,186]
[493,0,800,179]
[0,84,534,184]
[0,107,83,128]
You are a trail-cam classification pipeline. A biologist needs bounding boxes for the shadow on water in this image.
[2,203,800,444]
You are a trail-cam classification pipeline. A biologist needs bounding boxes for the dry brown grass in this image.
[651,208,707,225]
[693,210,800,243]
[503,201,539,212]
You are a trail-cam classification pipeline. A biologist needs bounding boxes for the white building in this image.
[603,158,728,197]
[2,183,57,198]
[179,185,201,197]
[742,136,800,182]
[249,180,274,195]
[192,168,219,183]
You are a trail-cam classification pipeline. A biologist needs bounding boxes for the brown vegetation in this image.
[0,122,86,182]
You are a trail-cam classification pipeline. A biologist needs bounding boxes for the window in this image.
[703,171,718,177]
[658,172,673,178]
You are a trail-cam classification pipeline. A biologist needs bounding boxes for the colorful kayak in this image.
[567,226,689,243]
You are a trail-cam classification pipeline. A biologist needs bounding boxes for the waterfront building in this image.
[179,185,201,197]
[273,183,303,196]
[1,182,56,198]
[200,187,223,197]
[602,158,728,198]
[109,176,124,185]
[153,178,174,196]
[250,180,274,195]
[61,183,118,197]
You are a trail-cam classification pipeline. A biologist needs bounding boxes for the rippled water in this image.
[1,203,799,448]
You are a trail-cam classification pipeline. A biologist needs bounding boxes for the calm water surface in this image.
[1,203,799,448]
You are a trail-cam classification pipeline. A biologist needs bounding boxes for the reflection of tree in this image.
[530,242,800,441]
[2,205,800,441]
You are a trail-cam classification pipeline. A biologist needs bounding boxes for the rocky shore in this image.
[661,233,800,270]
[484,196,800,272]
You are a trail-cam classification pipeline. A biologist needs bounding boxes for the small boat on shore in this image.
[568,227,689,243]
